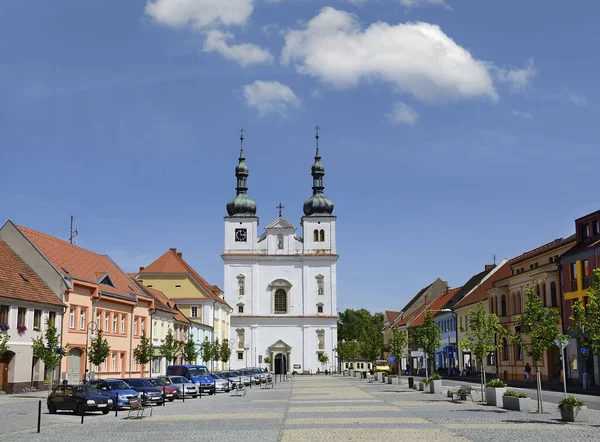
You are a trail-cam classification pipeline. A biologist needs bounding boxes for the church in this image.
[223,132,338,374]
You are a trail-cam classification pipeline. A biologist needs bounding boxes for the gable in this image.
[264,217,296,231]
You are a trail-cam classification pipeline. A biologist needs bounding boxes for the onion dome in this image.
[303,129,334,216]
[226,131,257,217]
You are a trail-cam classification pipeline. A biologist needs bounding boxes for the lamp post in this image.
[84,321,98,380]
[244,346,249,368]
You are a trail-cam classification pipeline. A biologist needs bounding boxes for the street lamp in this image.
[244,346,249,368]
[84,321,98,381]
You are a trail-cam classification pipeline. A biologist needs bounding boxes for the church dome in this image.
[227,193,257,217]
[303,194,334,216]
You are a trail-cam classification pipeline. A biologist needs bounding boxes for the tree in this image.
[220,339,232,369]
[569,268,600,384]
[512,286,565,413]
[87,329,110,374]
[414,312,442,378]
[0,332,9,358]
[389,328,408,381]
[181,334,198,364]
[338,309,384,342]
[31,317,68,390]
[459,301,506,401]
[318,353,329,366]
[337,340,359,368]
[160,327,181,364]
[133,329,153,377]
[210,338,221,371]
[358,328,382,369]
[199,337,213,365]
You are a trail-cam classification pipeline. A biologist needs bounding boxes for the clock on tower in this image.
[235,228,247,242]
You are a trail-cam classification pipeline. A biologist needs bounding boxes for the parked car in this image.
[148,378,176,401]
[230,370,251,386]
[47,384,113,415]
[157,375,199,398]
[120,378,164,405]
[240,368,261,385]
[219,371,244,389]
[166,365,215,395]
[210,373,231,393]
[88,379,140,409]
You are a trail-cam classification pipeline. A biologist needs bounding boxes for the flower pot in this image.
[418,382,424,391]
[486,387,506,406]
[381,375,387,383]
[502,396,532,411]
[387,377,393,384]
[560,406,588,422]
[377,373,384,382]
[429,379,442,394]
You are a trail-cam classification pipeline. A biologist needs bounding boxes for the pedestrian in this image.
[405,363,411,375]
[82,369,89,384]
[524,363,531,382]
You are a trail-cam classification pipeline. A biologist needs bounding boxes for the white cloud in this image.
[145,0,253,30]
[281,7,497,103]
[203,30,273,67]
[242,80,300,116]
[400,0,451,9]
[495,58,537,92]
[511,110,533,120]
[261,23,279,37]
[386,101,418,125]
[568,90,588,107]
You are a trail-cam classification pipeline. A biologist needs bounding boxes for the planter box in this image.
[377,373,384,382]
[387,377,396,384]
[381,375,387,383]
[429,379,443,394]
[486,387,506,406]
[502,396,532,411]
[349,369,354,377]
[418,382,425,391]
[560,406,588,422]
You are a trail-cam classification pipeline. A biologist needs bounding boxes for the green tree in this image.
[389,328,408,381]
[414,312,442,378]
[220,339,232,369]
[569,268,600,383]
[318,353,329,366]
[133,330,153,377]
[358,328,382,369]
[181,334,198,364]
[337,340,359,368]
[512,286,565,413]
[459,301,506,401]
[31,317,68,390]
[210,338,221,371]
[199,337,213,365]
[87,329,110,374]
[160,327,181,364]
[338,309,384,342]
[0,332,9,358]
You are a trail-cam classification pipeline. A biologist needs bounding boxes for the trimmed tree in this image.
[133,330,153,377]
[459,301,506,401]
[220,339,232,370]
[358,328,382,371]
[199,337,213,366]
[210,338,221,371]
[0,332,9,358]
[31,317,68,390]
[182,334,198,364]
[160,327,181,364]
[87,329,110,377]
[389,328,408,382]
[414,312,442,378]
[337,340,359,369]
[512,286,565,413]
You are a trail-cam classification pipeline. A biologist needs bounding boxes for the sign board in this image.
[388,355,397,362]
[446,347,454,359]
[581,347,589,355]
[293,364,301,369]
[554,338,568,349]
[419,356,424,363]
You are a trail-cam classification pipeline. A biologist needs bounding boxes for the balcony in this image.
[570,279,578,292]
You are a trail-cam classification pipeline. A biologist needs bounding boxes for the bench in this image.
[231,381,246,397]
[261,377,274,389]
[368,374,376,383]
[126,397,152,419]
[449,386,475,403]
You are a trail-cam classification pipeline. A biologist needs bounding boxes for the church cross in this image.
[239,127,245,141]
[277,202,285,217]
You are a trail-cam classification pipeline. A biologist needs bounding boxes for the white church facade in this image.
[223,132,338,374]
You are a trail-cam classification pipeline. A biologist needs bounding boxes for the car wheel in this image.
[48,403,57,414]
[169,398,175,402]
[192,395,197,398]
[76,404,85,416]
[208,392,214,395]
[102,409,110,415]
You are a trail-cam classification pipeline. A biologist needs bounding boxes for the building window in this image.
[0,305,9,327]
[274,289,287,314]
[320,229,325,242]
[542,283,547,307]
[104,312,109,331]
[79,309,86,330]
[191,306,198,318]
[515,344,523,361]
[277,234,284,249]
[238,352,244,360]
[582,259,590,289]
[134,317,138,336]
[502,338,509,361]
[581,223,590,239]
[120,315,125,334]
[570,262,578,291]
[317,304,323,313]
[140,318,145,334]
[112,314,117,333]
[33,309,42,330]
[111,353,116,372]
[17,307,26,328]
[594,220,600,236]
[501,295,507,317]
[69,308,75,329]
[550,282,558,307]
[49,311,56,327]
[238,304,244,313]
[96,311,101,329]
[313,230,319,241]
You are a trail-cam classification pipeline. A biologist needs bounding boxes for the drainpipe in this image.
[129,301,136,378]
[150,308,155,376]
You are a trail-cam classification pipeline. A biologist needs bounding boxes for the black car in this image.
[120,378,164,405]
[47,384,113,415]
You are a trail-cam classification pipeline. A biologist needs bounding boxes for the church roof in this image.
[264,217,296,230]
[138,248,230,307]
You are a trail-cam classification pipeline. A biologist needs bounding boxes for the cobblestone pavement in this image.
[1,376,599,441]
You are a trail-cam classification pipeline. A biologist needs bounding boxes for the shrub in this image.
[558,395,585,412]
[387,374,397,378]
[423,373,442,385]
[292,371,298,375]
[503,390,528,398]
[486,378,506,388]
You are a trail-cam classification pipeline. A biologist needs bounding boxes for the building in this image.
[559,210,600,385]
[223,135,338,374]
[135,248,230,370]
[382,310,402,373]
[490,235,575,382]
[0,239,64,393]
[0,221,153,384]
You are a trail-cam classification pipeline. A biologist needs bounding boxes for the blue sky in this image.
[1,0,598,314]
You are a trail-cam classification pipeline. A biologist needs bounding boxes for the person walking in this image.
[524,363,531,382]
[82,369,90,384]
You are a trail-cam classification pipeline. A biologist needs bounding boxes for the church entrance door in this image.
[274,354,287,375]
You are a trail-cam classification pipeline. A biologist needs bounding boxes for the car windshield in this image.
[188,367,209,377]
[127,379,152,387]
[107,381,130,390]
[74,386,101,395]
[211,373,222,379]
[148,379,165,387]
[171,376,188,384]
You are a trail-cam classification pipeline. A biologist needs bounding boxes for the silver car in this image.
[210,373,231,393]
[220,371,245,389]
[158,375,199,399]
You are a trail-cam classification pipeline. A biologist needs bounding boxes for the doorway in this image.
[0,351,15,393]
[68,348,81,384]
[274,353,287,375]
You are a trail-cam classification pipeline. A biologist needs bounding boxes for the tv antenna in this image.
[70,215,79,245]
[493,254,496,265]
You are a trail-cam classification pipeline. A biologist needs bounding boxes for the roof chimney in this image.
[485,264,496,272]
[139,266,145,272]
[170,247,177,253]
[177,252,182,258]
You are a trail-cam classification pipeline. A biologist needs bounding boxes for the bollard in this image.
[199,384,202,399]
[163,386,165,407]
[182,386,185,403]
[37,400,41,433]
[408,377,414,389]
[115,399,118,417]
[81,413,84,424]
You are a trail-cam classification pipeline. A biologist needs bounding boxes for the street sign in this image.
[388,355,396,362]
[446,347,454,359]
[581,347,589,355]
[554,338,568,349]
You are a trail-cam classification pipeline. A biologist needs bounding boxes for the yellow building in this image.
[136,248,231,370]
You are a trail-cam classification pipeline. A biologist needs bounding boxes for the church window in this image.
[238,304,244,314]
[277,234,284,250]
[320,229,325,242]
[313,230,319,241]
[274,289,287,314]
[237,352,243,360]
[317,303,323,314]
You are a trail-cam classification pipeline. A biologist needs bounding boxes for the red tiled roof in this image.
[408,287,462,328]
[18,226,142,301]
[132,280,189,324]
[509,235,575,265]
[0,240,64,307]
[139,249,229,307]
[454,261,512,309]
[385,310,402,323]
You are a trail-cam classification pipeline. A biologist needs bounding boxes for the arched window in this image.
[542,283,547,307]
[502,338,509,360]
[511,293,516,315]
[501,295,507,317]
[277,234,284,250]
[313,230,319,241]
[274,289,287,314]
[320,229,325,242]
[550,282,558,307]
[515,291,521,314]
